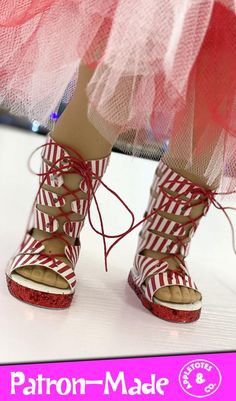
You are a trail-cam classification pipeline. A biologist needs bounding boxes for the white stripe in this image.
[154,191,165,210]
[38,209,43,230]
[166,199,176,214]
[11,255,23,270]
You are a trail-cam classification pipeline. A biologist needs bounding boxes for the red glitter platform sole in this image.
[6,275,73,309]
[128,271,201,323]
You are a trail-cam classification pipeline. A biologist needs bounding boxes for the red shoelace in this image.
[26,140,236,274]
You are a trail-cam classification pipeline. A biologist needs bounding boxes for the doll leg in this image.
[146,141,220,305]
[16,63,115,290]
[132,84,223,312]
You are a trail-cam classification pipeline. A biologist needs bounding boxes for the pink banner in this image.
[0,352,233,399]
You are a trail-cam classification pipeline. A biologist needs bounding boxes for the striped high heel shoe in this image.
[6,135,110,308]
[128,160,211,323]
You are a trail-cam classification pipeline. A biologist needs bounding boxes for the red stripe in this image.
[168,273,173,285]
[37,191,41,205]
[173,179,187,197]
[102,158,105,176]
[18,254,35,267]
[169,199,180,216]
[52,141,57,163]
[43,142,48,160]
[151,176,159,193]
[147,281,152,300]
[142,232,153,251]
[151,276,157,296]
[36,210,39,229]
[175,273,180,285]
[47,259,57,269]
[41,256,52,265]
[46,140,51,161]
[165,172,178,191]
[48,191,54,206]
[160,169,175,188]
[24,239,36,253]
[150,213,162,233]
[188,277,193,289]
[140,257,154,274]
[41,212,46,231]
[159,162,169,176]
[70,247,75,264]
[155,191,165,211]
[144,264,159,281]
[159,273,164,287]
[12,255,22,269]
[160,218,173,235]
[58,265,69,274]
[22,236,32,250]
[142,261,157,281]
[43,189,48,206]
[65,272,75,280]
[147,231,160,251]
[83,200,87,215]
[154,237,168,252]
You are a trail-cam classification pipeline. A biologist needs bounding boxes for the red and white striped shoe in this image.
[6,135,110,309]
[128,160,211,323]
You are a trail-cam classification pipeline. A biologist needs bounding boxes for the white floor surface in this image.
[0,126,235,364]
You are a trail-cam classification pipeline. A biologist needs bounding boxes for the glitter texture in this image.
[6,276,73,309]
[128,272,201,323]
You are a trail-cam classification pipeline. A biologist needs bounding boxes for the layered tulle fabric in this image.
[1,1,236,192]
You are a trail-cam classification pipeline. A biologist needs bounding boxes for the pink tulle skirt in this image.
[1,1,236,191]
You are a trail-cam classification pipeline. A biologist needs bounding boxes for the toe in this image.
[43,270,57,287]
[17,266,32,279]
[16,265,69,289]
[195,291,202,301]
[31,266,45,283]
[189,289,201,303]
[56,275,69,289]
[155,287,172,302]
[181,287,191,303]
[188,289,197,303]
[169,286,182,303]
